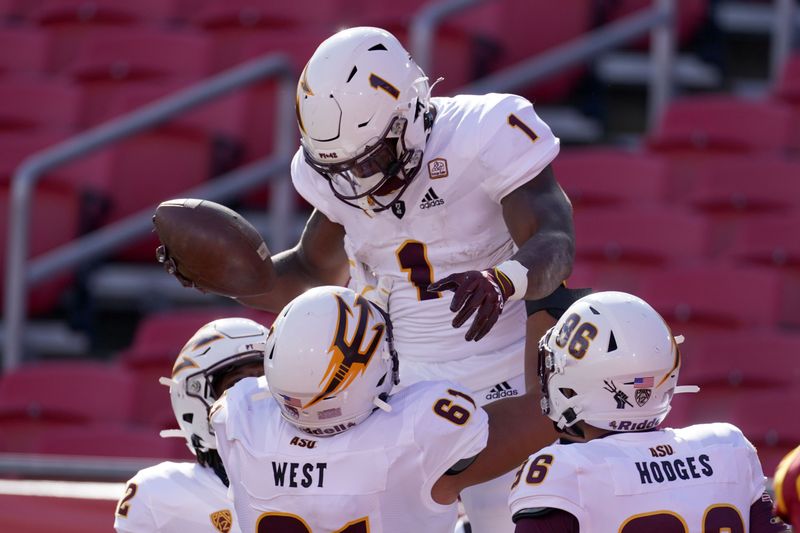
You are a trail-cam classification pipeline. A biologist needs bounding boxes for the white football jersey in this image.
[211,376,489,533]
[114,461,240,533]
[509,423,767,532]
[292,93,560,391]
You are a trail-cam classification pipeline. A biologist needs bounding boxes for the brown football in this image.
[152,198,275,298]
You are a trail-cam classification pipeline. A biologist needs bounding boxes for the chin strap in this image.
[373,393,392,412]
[159,429,184,439]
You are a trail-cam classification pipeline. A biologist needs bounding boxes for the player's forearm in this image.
[235,249,348,312]
[512,229,574,300]
[456,394,556,490]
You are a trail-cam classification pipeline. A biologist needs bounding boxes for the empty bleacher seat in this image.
[69,29,213,125]
[192,0,341,31]
[730,214,800,267]
[572,206,708,293]
[0,361,136,452]
[0,28,53,76]
[688,155,800,213]
[640,265,783,331]
[647,95,796,154]
[0,79,83,132]
[36,424,191,459]
[679,330,800,388]
[33,0,182,26]
[554,149,670,208]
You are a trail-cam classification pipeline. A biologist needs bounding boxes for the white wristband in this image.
[494,260,529,301]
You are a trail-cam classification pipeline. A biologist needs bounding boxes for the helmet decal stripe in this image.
[304,294,385,409]
[171,355,200,378]
[369,73,400,99]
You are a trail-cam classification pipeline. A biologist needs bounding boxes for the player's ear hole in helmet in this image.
[537,291,698,436]
[296,26,436,213]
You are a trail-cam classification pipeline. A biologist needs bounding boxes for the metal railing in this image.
[460,0,676,129]
[3,54,297,372]
[409,0,485,75]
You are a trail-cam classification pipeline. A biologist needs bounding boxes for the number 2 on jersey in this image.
[396,240,441,301]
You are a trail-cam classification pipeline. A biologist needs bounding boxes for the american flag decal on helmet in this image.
[305,294,384,409]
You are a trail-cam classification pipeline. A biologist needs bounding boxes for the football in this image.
[152,198,275,298]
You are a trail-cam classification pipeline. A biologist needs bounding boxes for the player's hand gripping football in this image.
[429,268,515,342]
[152,199,275,298]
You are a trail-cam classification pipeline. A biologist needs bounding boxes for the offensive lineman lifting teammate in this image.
[157,26,579,531]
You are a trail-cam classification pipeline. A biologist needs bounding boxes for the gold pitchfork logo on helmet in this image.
[304,294,385,409]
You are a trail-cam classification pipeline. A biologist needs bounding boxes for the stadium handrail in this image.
[410,0,485,76]
[3,54,297,372]
[459,0,677,129]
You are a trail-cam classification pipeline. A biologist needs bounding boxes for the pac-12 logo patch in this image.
[428,158,448,179]
[210,509,233,533]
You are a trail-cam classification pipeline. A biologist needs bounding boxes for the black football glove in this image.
[429,269,514,342]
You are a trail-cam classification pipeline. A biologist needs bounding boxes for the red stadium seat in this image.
[192,0,341,31]
[572,206,708,293]
[679,330,800,388]
[553,149,670,208]
[684,155,800,256]
[0,79,83,132]
[688,155,800,213]
[0,28,53,76]
[640,265,783,331]
[0,0,44,20]
[730,214,800,267]
[33,0,183,26]
[69,29,213,126]
[648,96,797,154]
[575,206,708,263]
[0,361,137,452]
[36,424,191,459]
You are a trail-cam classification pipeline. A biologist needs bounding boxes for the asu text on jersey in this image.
[509,423,769,533]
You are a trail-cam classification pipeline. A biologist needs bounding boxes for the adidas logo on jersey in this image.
[419,187,445,209]
[485,381,518,400]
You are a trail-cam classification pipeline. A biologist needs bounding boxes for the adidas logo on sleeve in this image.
[419,188,445,209]
[485,381,519,400]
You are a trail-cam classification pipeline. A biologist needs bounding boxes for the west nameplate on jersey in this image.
[428,158,448,179]
[391,200,405,219]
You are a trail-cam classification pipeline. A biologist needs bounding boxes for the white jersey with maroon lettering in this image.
[508,422,767,532]
[292,93,560,392]
[114,461,239,533]
[211,376,488,533]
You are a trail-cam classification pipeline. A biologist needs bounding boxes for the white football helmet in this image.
[538,291,698,432]
[265,286,399,437]
[296,26,433,213]
[160,318,268,453]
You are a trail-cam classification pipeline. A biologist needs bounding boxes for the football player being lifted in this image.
[114,318,267,533]
[509,291,788,533]
[158,26,583,532]
[211,286,555,533]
